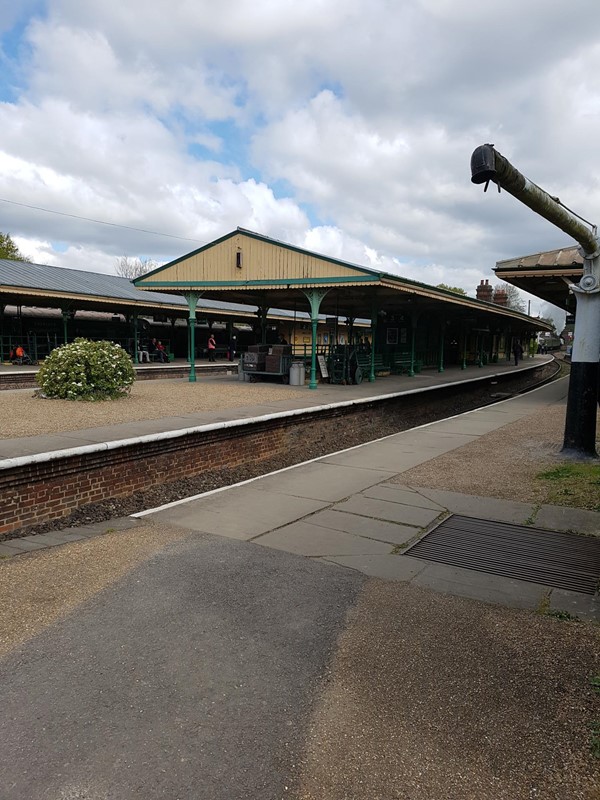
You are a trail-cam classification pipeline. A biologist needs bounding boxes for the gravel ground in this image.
[295,579,600,800]
[0,522,190,659]
[1,376,304,439]
[393,401,600,508]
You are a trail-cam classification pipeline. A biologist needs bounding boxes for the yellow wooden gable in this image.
[135,228,379,291]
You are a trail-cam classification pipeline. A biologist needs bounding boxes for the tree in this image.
[0,232,26,261]
[115,256,158,279]
[495,282,526,312]
[436,283,467,296]
[537,316,557,334]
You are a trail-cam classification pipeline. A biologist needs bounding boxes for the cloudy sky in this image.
[2,0,600,326]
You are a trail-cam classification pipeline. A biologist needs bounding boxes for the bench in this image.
[390,356,422,375]
[356,353,389,376]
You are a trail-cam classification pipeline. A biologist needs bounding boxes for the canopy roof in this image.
[494,246,582,311]
[0,258,308,323]
[135,227,547,330]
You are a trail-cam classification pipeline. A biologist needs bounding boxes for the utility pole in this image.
[471,144,600,457]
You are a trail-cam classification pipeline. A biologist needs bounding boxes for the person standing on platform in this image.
[228,334,237,361]
[513,340,523,366]
[208,333,216,362]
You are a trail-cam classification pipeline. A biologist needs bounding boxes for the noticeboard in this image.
[317,354,329,378]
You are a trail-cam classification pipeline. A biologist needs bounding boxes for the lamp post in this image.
[471,144,599,457]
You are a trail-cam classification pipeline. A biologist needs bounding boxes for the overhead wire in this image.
[0,196,204,244]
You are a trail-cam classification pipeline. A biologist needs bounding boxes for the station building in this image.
[1,227,549,386]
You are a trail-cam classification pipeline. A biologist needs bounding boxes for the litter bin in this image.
[289,361,305,386]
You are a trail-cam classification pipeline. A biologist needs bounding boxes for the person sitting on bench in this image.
[13,345,32,365]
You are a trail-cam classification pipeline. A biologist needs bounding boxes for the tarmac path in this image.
[0,529,364,800]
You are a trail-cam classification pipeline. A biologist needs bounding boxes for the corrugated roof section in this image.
[0,258,260,313]
[0,258,187,304]
[496,246,583,271]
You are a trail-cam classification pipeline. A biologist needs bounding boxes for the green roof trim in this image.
[135,276,379,289]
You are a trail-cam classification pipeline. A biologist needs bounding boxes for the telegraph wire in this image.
[0,197,204,244]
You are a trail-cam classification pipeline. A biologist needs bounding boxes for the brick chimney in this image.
[476,279,493,302]
[493,287,508,306]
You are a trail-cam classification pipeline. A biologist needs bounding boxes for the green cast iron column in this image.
[184,292,202,383]
[438,320,445,373]
[461,325,467,369]
[408,312,418,377]
[62,310,69,344]
[369,302,377,382]
[303,288,330,390]
[133,312,139,364]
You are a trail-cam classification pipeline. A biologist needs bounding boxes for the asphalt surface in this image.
[1,534,364,800]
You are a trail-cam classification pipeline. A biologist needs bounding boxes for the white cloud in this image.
[0,0,597,321]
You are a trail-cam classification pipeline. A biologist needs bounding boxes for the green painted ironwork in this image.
[369,302,377,382]
[302,288,330,390]
[184,292,202,382]
[135,276,377,289]
[133,312,139,364]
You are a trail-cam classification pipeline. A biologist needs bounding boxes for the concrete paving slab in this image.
[252,522,392,556]
[0,433,102,458]
[24,532,84,546]
[322,553,428,581]
[414,488,535,525]
[412,562,549,609]
[253,521,393,557]
[547,589,600,622]
[58,517,141,537]
[429,415,516,436]
[152,487,328,540]
[361,484,446,510]
[2,537,47,551]
[0,542,24,557]
[321,443,455,473]
[304,509,420,545]
[333,496,442,527]
[253,462,395,502]
[534,504,600,535]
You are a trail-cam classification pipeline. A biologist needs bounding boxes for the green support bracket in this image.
[184,292,202,383]
[302,289,330,390]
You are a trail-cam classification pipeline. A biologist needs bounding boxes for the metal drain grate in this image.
[406,515,600,594]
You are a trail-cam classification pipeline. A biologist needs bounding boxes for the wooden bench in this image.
[390,356,422,375]
[356,353,389,376]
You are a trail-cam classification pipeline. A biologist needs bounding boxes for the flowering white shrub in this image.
[37,338,135,400]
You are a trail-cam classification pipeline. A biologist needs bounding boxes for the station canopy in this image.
[494,245,583,311]
[134,227,547,331]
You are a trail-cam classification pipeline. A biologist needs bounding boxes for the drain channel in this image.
[406,515,600,594]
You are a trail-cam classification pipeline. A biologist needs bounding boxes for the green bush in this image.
[37,338,135,400]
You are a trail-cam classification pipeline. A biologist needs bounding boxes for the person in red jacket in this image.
[207,333,216,362]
